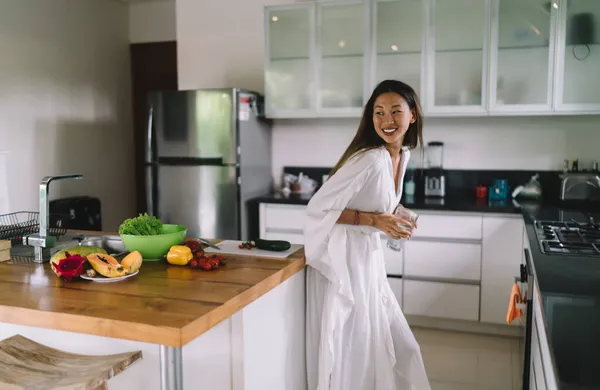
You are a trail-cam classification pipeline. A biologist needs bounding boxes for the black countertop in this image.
[521,205,600,390]
[249,192,524,214]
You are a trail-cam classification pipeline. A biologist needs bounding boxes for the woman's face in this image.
[372,92,415,146]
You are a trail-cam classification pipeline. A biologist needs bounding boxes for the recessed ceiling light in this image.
[338,40,346,48]
[391,45,398,51]
[271,16,279,22]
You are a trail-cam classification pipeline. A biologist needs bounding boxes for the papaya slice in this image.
[87,253,127,278]
[120,251,142,273]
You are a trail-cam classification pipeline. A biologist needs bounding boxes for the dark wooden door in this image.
[129,41,178,214]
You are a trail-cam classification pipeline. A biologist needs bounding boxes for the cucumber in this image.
[254,238,291,252]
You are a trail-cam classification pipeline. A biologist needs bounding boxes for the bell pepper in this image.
[166,245,193,266]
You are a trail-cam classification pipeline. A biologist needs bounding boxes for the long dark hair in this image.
[330,80,424,176]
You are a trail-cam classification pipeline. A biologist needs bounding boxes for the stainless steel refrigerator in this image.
[145,88,272,240]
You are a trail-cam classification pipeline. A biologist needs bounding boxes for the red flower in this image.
[54,252,87,281]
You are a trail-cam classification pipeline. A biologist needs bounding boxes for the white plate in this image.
[80,271,139,283]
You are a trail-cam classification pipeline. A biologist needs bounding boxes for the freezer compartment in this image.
[155,165,239,240]
[148,89,237,164]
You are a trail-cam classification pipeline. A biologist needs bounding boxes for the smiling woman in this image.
[304,80,430,390]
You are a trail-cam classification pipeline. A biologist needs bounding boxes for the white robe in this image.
[304,146,431,390]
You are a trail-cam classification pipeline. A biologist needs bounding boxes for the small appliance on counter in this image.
[424,141,445,197]
[512,174,542,200]
[489,179,509,201]
[559,172,600,201]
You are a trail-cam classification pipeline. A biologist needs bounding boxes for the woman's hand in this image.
[373,213,413,240]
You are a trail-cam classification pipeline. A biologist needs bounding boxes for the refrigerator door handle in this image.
[157,157,226,166]
[146,104,154,164]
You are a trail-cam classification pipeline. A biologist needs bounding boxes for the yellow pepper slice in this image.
[166,245,193,266]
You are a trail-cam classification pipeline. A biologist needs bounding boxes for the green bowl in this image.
[120,224,187,261]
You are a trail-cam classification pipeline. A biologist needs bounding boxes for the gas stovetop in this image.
[534,218,600,256]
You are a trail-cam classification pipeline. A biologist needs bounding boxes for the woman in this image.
[304,80,431,390]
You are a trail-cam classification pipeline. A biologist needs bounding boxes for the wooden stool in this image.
[0,334,142,389]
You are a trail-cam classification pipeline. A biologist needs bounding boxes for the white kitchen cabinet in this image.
[387,277,403,309]
[316,1,366,115]
[382,238,403,276]
[259,203,306,245]
[554,0,600,112]
[263,0,600,117]
[403,279,480,321]
[404,240,481,281]
[424,0,491,115]
[264,4,315,118]
[480,215,524,325]
[413,213,483,240]
[372,0,424,97]
[488,0,557,113]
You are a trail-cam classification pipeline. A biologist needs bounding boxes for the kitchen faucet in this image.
[25,174,83,263]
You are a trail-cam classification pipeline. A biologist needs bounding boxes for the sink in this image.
[10,233,128,264]
[52,233,128,257]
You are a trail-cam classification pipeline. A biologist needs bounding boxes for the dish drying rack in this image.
[0,211,68,246]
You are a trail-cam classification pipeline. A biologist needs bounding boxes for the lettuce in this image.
[119,213,163,235]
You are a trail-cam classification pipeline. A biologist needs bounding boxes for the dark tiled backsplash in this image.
[283,166,563,201]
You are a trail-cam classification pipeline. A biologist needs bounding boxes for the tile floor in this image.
[412,327,524,390]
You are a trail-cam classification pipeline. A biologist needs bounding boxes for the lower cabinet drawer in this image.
[387,277,403,309]
[382,240,403,276]
[403,280,480,321]
[404,241,481,281]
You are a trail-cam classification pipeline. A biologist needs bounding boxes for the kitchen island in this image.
[0,242,307,390]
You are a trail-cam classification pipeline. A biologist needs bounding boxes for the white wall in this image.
[271,115,600,185]
[176,0,303,92]
[129,0,176,43]
[0,0,134,231]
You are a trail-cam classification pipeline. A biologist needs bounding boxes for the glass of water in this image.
[387,204,419,252]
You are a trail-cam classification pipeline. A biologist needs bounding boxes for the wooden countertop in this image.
[0,243,305,347]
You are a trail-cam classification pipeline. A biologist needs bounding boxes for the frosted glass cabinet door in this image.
[492,0,554,109]
[429,0,489,111]
[557,0,600,108]
[265,6,313,114]
[374,0,423,97]
[317,2,365,111]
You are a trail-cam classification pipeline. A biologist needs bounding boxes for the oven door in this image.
[520,247,534,390]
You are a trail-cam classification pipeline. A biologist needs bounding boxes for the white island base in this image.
[0,270,306,390]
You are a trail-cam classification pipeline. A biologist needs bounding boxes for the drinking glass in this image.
[387,204,419,252]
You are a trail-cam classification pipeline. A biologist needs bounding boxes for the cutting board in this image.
[203,240,302,259]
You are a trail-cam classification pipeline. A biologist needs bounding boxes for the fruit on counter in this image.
[51,252,87,281]
[237,239,291,252]
[183,240,202,253]
[85,251,143,278]
[166,245,193,266]
[238,241,254,250]
[50,246,107,268]
[120,251,143,273]
[87,253,128,278]
[119,213,163,236]
[188,250,226,271]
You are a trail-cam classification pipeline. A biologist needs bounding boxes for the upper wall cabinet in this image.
[265,5,314,117]
[489,0,556,113]
[554,0,600,112]
[372,0,424,98]
[264,0,600,118]
[425,0,490,115]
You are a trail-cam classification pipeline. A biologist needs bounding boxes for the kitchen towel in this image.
[506,282,523,325]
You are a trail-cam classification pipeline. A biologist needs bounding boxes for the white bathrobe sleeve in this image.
[303,148,381,289]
